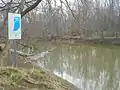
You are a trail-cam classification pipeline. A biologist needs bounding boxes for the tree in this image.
[0,0,42,66]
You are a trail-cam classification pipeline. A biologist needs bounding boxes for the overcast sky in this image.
[50,0,105,7]
[0,0,105,6]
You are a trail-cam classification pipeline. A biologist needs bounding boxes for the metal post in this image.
[11,40,17,67]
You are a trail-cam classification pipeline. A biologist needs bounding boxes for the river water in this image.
[7,41,120,90]
[32,43,120,90]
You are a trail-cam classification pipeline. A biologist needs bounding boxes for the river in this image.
[11,41,120,90]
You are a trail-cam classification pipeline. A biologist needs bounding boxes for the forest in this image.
[0,0,120,40]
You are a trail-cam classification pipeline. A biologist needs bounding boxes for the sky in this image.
[0,0,105,7]
[54,0,105,6]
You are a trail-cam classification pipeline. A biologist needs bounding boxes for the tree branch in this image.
[21,0,42,17]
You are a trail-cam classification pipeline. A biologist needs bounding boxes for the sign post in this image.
[8,13,21,67]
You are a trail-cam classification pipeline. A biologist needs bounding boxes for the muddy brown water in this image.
[6,41,120,90]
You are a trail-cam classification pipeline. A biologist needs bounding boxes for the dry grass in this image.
[0,67,79,90]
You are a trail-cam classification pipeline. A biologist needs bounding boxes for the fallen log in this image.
[10,47,55,59]
[0,42,55,66]
[10,49,33,57]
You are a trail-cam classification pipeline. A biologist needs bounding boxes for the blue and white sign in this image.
[8,13,21,39]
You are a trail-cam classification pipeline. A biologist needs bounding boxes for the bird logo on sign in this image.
[13,16,20,31]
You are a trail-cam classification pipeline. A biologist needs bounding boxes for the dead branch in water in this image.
[10,49,33,57]
[0,42,56,67]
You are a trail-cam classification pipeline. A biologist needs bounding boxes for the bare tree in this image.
[12,0,120,41]
[0,0,42,66]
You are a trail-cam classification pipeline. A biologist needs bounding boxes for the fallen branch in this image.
[18,43,34,54]
[10,49,33,57]
[23,77,39,85]
[0,42,55,66]
[10,47,55,59]
[0,42,34,56]
[18,43,32,48]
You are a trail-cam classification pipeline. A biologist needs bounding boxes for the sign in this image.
[8,13,21,39]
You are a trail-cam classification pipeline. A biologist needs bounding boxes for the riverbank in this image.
[58,37,120,45]
[22,36,120,46]
[0,67,80,90]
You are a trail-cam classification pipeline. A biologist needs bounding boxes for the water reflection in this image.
[36,44,120,90]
